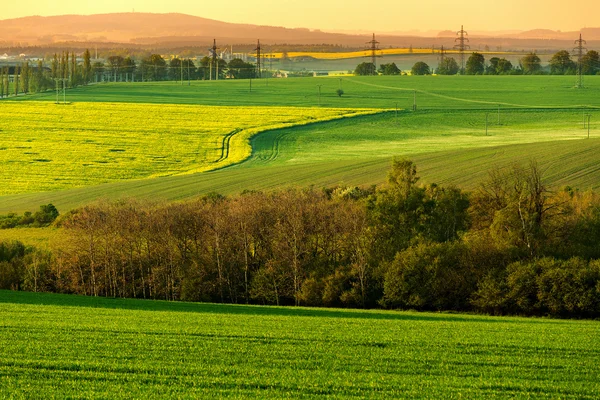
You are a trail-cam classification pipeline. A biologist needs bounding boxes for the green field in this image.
[14,75,600,109]
[1,76,599,213]
[0,291,599,398]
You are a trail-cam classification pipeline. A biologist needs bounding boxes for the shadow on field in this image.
[0,290,535,324]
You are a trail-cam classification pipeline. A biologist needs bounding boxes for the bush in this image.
[382,241,472,311]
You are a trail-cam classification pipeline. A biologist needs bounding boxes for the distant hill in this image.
[0,13,598,50]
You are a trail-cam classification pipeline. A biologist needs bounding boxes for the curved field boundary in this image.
[185,109,388,174]
[344,78,600,110]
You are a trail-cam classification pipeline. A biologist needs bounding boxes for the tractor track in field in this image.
[214,128,242,163]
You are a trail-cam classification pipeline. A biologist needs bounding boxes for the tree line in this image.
[1,160,600,318]
[0,50,266,98]
[354,49,600,76]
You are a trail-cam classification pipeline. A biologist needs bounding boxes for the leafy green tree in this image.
[581,50,599,75]
[0,67,4,98]
[487,57,501,74]
[487,57,513,75]
[466,52,485,74]
[437,57,459,75]
[92,62,104,82]
[51,54,59,79]
[21,62,30,94]
[520,53,542,74]
[14,65,19,96]
[33,204,59,226]
[496,58,513,74]
[83,49,92,84]
[379,63,401,75]
[169,57,183,81]
[70,52,78,87]
[122,57,136,80]
[354,62,376,76]
[549,50,575,74]
[32,60,48,93]
[411,61,430,75]
[228,58,256,79]
[143,54,167,81]
[107,55,124,82]
[382,241,472,310]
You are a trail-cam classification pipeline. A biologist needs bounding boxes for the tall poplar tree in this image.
[21,61,30,94]
[0,67,4,98]
[14,65,19,96]
[70,52,77,87]
[51,54,58,79]
[83,49,92,84]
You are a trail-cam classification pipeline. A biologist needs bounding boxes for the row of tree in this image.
[2,160,600,317]
[355,50,600,76]
[0,50,268,97]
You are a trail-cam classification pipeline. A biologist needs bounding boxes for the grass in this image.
[0,227,64,248]
[0,101,378,195]
[1,76,599,212]
[0,290,598,398]
[0,110,599,214]
[11,75,600,109]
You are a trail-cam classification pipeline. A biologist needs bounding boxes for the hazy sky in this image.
[3,0,598,32]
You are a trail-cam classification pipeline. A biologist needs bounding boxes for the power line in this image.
[573,33,587,89]
[454,25,470,74]
[209,39,220,81]
[255,40,262,79]
[365,33,381,75]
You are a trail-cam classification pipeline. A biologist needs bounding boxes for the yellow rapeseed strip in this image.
[0,102,380,195]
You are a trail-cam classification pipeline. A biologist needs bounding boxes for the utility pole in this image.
[180,58,183,85]
[365,33,381,75]
[255,40,262,79]
[573,33,587,89]
[188,60,191,86]
[454,25,470,74]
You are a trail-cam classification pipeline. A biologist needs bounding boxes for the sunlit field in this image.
[1,291,599,398]
[0,101,378,194]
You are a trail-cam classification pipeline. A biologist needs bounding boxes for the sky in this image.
[3,0,599,33]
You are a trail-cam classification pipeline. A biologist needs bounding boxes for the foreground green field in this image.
[0,101,376,194]
[0,291,598,398]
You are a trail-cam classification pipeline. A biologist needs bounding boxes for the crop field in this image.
[0,291,598,398]
[0,101,378,195]
[0,75,598,212]
[14,75,599,109]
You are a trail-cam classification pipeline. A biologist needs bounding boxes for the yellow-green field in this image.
[0,102,379,195]
[264,49,520,60]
